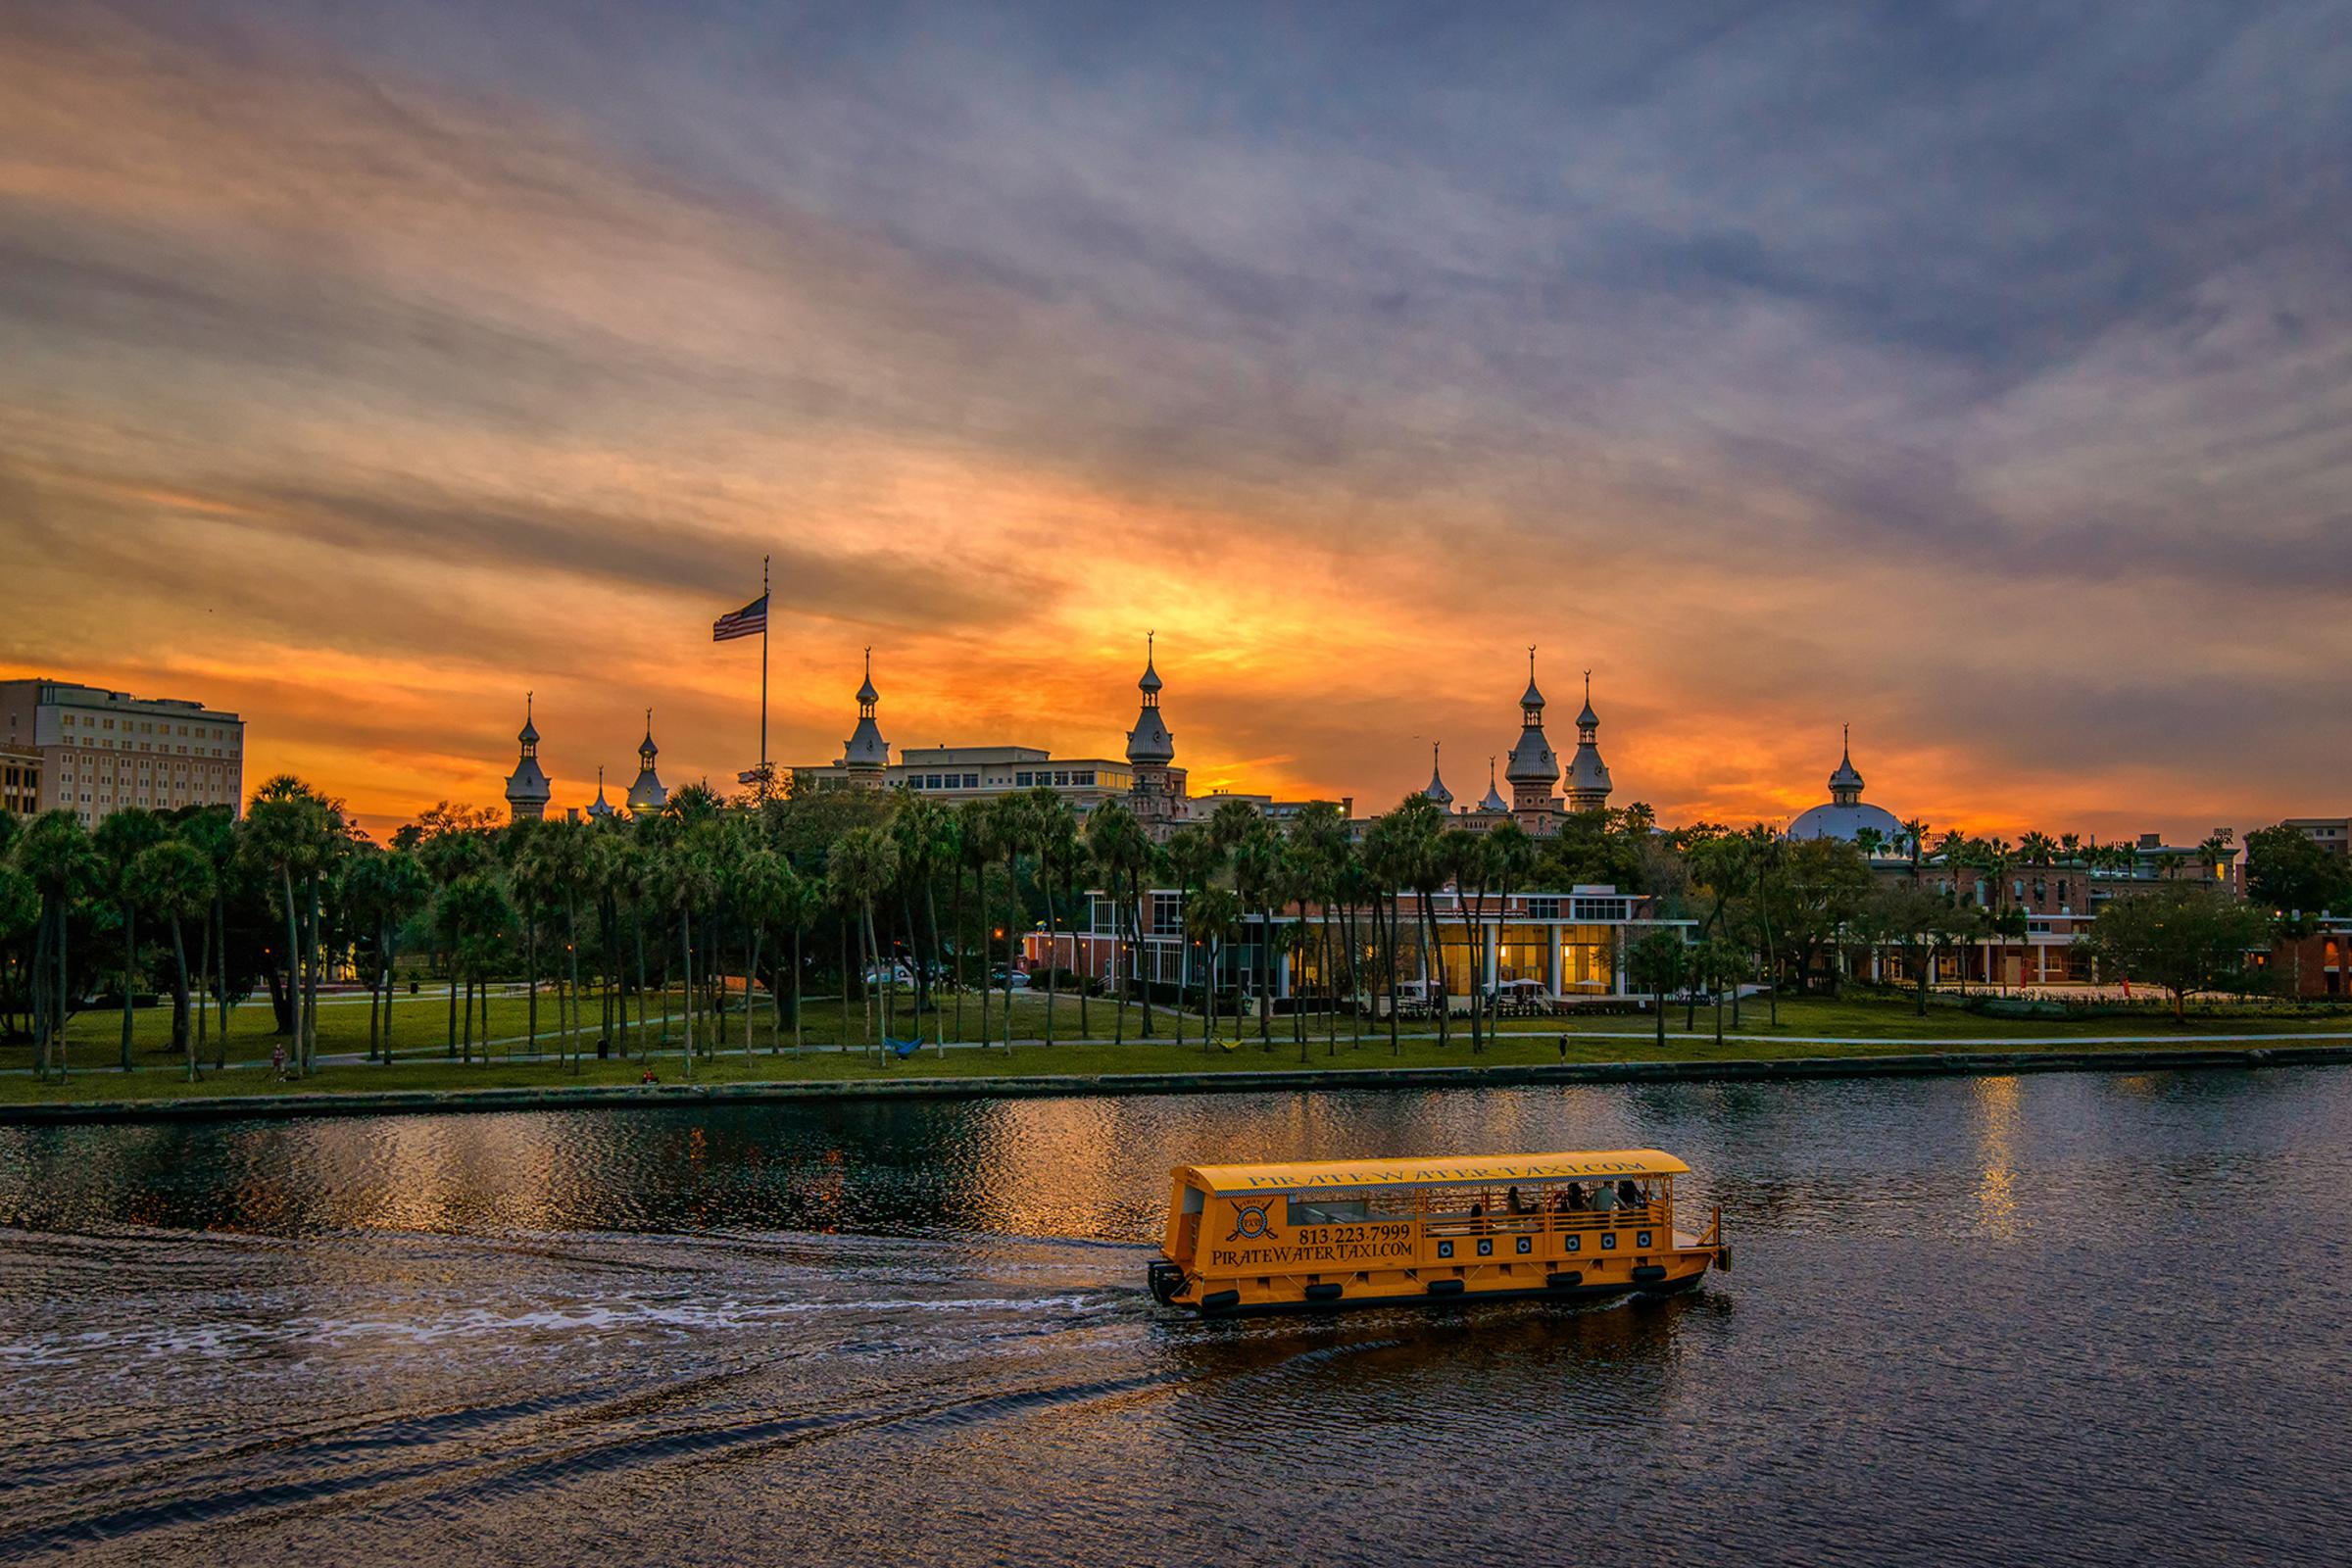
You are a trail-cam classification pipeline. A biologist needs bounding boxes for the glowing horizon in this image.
[6,5,2346,847]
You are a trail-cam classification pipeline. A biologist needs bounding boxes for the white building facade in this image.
[0,679,246,825]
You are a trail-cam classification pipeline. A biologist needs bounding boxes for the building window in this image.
[1015,772,1033,787]
[963,773,979,788]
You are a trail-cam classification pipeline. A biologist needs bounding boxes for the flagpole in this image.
[759,554,770,796]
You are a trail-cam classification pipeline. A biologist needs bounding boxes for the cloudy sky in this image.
[4,1,2347,840]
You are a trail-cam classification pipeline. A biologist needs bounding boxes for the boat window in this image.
[1287,1189,1412,1225]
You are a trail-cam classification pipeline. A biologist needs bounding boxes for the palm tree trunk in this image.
[1113,880,1129,1047]
[568,898,584,1074]
[525,906,539,1054]
[924,880,946,1040]
[951,859,967,1045]
[383,918,398,1063]
[1003,851,1019,1053]
[681,906,696,1078]
[1458,902,1481,1054]
[446,945,459,1058]
[1071,869,1089,1040]
[1381,895,1400,1056]
[169,914,193,1082]
[215,897,230,1070]
[277,866,303,1069]
[195,912,211,1068]
[56,900,73,1079]
[792,925,805,1054]
[304,872,320,1074]
[119,906,136,1072]
[1042,872,1058,1047]
[746,925,762,1059]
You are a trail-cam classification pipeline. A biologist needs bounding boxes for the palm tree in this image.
[1628,928,1687,1052]
[1483,818,1537,1040]
[368,848,430,1064]
[658,842,718,1076]
[891,791,955,1031]
[1027,788,1079,1045]
[503,818,551,1054]
[828,826,900,1057]
[94,808,166,1071]
[1230,821,1282,1047]
[1392,795,1450,1047]
[174,806,238,1068]
[1163,827,1220,1047]
[1084,799,1150,1045]
[412,803,496,1060]
[537,820,596,1070]
[986,793,1031,1050]
[242,777,336,1074]
[1744,824,1785,1026]
[1183,884,1240,1051]
[1445,829,1494,1052]
[435,872,512,1064]
[124,840,215,1082]
[19,810,97,1079]
[730,844,790,1058]
[1901,818,1932,886]
[1358,812,1409,1055]
[957,801,995,1050]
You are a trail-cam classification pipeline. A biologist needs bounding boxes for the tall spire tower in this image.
[1502,645,1561,829]
[841,648,889,784]
[1125,631,1184,832]
[1422,741,1454,810]
[503,692,551,822]
[626,708,667,813]
[1566,670,1613,812]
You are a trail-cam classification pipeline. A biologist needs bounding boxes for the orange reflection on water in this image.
[1970,1075,2023,1240]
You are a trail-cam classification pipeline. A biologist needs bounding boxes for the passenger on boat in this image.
[1616,1179,1642,1209]
[1548,1188,1571,1214]
[1562,1183,1587,1212]
[1507,1186,1529,1215]
[1469,1201,1485,1217]
[1591,1180,1616,1212]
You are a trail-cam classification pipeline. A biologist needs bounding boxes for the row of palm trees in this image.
[0,774,1684,1079]
[18,769,2242,1083]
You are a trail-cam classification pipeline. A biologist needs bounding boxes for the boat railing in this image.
[1421,1203,1665,1238]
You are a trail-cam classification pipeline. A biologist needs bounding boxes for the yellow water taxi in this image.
[1148,1150,1728,1314]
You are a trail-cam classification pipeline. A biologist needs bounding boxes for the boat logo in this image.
[1227,1202,1279,1242]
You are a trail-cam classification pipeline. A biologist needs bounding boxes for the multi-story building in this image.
[1030,884,1684,1004]
[0,679,245,826]
[787,640,1207,827]
[2282,817,2351,858]
[1,745,40,816]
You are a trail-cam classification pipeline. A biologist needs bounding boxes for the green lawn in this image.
[5,988,2351,1109]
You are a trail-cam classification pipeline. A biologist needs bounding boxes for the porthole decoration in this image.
[1601,1233,1618,1250]
[1515,1236,1533,1255]
[1565,1235,1581,1252]
[1438,1240,1454,1259]
[1475,1237,1494,1257]
[1637,1230,1653,1249]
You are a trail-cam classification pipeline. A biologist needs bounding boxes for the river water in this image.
[2,1068,2348,1566]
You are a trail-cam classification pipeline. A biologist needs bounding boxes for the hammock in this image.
[887,1035,926,1059]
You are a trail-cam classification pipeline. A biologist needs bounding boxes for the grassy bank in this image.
[5,991,2351,1109]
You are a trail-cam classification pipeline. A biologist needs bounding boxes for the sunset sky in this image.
[5,2,2347,843]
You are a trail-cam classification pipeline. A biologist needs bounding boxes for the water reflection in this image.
[1971,1075,2022,1239]
[6,1069,2352,1567]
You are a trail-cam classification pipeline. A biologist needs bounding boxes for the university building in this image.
[1780,733,2244,990]
[1031,884,1686,1007]
[784,639,1331,833]
[0,679,245,825]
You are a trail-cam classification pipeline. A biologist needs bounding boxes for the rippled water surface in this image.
[5,1068,2351,1565]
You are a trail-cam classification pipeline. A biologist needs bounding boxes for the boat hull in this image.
[1156,1250,1716,1316]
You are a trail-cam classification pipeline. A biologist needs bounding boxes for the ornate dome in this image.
[1788,799,1906,847]
[1787,729,1905,852]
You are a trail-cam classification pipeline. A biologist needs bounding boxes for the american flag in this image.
[712,592,767,642]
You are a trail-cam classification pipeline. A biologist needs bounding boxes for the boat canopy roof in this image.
[1178,1150,1690,1196]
